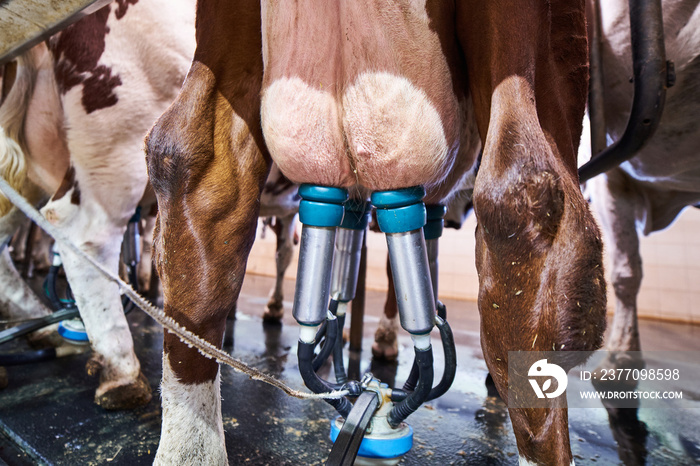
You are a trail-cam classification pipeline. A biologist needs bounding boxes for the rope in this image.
[0,177,348,401]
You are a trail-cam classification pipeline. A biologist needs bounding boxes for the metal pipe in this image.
[425,238,438,304]
[330,228,364,303]
[385,230,435,336]
[587,0,608,158]
[579,0,670,182]
[0,307,78,345]
[292,226,337,326]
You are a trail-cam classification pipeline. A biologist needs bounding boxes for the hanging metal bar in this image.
[579,0,671,182]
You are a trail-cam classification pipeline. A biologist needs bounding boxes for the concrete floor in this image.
[1,273,700,465]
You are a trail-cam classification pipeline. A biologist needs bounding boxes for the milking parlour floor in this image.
[1,273,700,465]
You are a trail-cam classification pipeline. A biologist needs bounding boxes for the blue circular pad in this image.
[58,319,89,343]
[330,416,413,460]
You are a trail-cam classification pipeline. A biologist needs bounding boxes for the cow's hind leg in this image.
[146,6,268,459]
[263,212,296,323]
[0,193,61,348]
[459,1,606,463]
[41,177,151,409]
[589,169,645,384]
[372,255,399,361]
[0,207,53,322]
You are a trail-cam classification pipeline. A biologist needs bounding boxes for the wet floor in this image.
[1,273,700,465]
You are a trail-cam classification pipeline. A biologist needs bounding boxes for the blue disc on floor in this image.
[330,415,413,460]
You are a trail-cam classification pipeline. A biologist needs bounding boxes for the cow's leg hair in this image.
[0,207,53,321]
[589,169,645,381]
[44,192,151,409]
[0,202,61,348]
[372,255,399,361]
[147,3,268,458]
[459,1,606,464]
[137,210,157,295]
[263,212,296,323]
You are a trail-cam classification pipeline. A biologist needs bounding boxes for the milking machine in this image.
[0,208,142,364]
[292,184,457,465]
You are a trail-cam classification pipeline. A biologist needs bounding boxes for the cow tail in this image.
[0,49,39,216]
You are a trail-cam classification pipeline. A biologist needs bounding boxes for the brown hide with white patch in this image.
[260,1,476,197]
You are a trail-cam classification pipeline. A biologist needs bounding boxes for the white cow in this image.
[588,0,700,369]
[0,0,195,409]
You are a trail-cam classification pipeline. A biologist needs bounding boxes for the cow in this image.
[586,0,700,375]
[145,1,606,464]
[0,0,195,409]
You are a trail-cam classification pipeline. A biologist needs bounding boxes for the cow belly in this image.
[261,73,455,192]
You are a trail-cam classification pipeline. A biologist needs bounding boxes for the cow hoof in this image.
[263,302,284,324]
[372,328,398,361]
[86,355,104,377]
[95,372,152,410]
[0,367,8,389]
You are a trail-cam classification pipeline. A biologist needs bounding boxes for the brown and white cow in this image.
[0,0,195,409]
[146,1,606,464]
[586,0,700,373]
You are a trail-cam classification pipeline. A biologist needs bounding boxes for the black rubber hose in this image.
[333,313,347,384]
[0,348,57,365]
[426,317,456,401]
[404,303,445,391]
[298,341,352,418]
[44,265,64,311]
[312,315,338,371]
[403,360,419,392]
[388,346,433,428]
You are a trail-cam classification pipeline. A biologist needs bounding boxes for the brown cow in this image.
[145,1,606,464]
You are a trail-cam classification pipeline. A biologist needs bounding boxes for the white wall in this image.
[246,207,700,323]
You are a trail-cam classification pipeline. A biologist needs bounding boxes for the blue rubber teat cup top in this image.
[340,199,372,231]
[371,186,427,234]
[297,184,348,228]
[293,184,349,328]
[423,204,446,240]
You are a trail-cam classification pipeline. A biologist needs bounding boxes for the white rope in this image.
[0,177,348,400]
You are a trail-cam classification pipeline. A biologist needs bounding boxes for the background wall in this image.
[245,206,700,323]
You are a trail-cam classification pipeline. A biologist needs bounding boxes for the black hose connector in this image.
[44,264,64,312]
[388,345,434,428]
[427,317,456,401]
[403,360,419,392]
[333,313,348,384]
[298,340,352,418]
[312,315,338,371]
